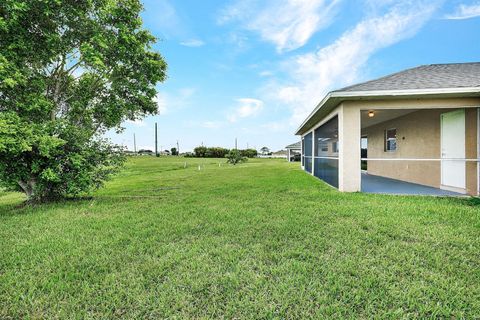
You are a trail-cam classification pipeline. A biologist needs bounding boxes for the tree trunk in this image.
[18,179,37,200]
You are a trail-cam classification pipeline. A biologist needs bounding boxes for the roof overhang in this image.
[285,142,301,149]
[295,87,480,135]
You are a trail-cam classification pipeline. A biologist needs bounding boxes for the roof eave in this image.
[295,87,480,135]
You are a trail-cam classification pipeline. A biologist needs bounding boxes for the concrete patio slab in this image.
[361,172,463,196]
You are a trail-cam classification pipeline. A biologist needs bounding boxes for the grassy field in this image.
[1,157,480,319]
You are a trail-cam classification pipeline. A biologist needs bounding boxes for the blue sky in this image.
[107,0,480,153]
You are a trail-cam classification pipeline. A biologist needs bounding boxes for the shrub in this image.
[240,149,258,158]
[226,149,247,165]
[194,146,229,158]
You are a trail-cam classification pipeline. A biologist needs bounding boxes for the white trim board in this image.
[362,158,479,161]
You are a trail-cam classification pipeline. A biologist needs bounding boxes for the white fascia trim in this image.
[334,86,480,98]
[295,87,480,135]
[295,93,333,136]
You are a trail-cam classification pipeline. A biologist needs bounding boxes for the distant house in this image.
[285,142,301,162]
[138,149,154,155]
[296,63,480,196]
[271,150,287,159]
[160,150,170,156]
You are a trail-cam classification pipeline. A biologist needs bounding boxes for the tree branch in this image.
[51,53,67,121]
[65,60,83,76]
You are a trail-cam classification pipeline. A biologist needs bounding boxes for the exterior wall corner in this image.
[338,103,361,192]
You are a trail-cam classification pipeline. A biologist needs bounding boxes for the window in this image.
[320,142,328,152]
[385,128,397,152]
[332,141,339,153]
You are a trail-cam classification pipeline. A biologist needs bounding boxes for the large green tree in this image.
[0,0,167,202]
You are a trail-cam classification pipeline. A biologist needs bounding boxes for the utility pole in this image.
[247,142,249,149]
[155,122,159,157]
[176,140,180,156]
[133,133,137,155]
[235,137,237,150]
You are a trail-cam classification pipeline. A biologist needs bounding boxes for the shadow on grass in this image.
[0,196,96,217]
[464,196,480,207]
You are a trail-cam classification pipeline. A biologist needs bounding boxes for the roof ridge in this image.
[427,61,480,66]
[335,65,422,92]
[335,62,480,92]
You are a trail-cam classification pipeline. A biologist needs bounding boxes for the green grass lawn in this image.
[1,157,480,319]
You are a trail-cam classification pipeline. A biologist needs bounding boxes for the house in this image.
[285,142,301,162]
[271,150,288,159]
[296,63,480,196]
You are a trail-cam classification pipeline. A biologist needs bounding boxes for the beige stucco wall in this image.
[363,109,446,188]
[362,107,478,194]
[465,108,478,195]
[339,103,361,191]
[340,98,480,194]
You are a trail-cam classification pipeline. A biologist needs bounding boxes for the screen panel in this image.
[303,132,313,173]
[314,158,338,188]
[304,132,312,157]
[313,116,339,188]
[305,157,312,173]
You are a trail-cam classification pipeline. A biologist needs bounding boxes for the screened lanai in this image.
[360,107,479,195]
[297,63,480,196]
[302,115,339,188]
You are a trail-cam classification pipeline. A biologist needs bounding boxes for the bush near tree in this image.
[206,147,230,158]
[193,146,229,158]
[193,146,208,157]
[0,0,167,202]
[226,149,247,165]
[240,148,258,158]
[193,146,257,158]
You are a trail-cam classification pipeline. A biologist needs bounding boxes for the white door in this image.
[441,109,466,191]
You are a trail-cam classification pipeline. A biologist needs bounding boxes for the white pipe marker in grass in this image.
[184,162,187,168]
[198,165,201,171]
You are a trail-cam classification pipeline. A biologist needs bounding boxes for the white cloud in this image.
[267,2,438,124]
[126,119,146,127]
[155,87,196,115]
[259,70,273,77]
[180,39,206,47]
[124,88,196,127]
[201,121,223,129]
[219,0,341,52]
[155,93,168,114]
[445,3,480,19]
[261,120,291,132]
[227,98,264,122]
[142,0,186,38]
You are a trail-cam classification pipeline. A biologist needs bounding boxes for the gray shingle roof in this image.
[336,63,480,92]
[285,141,301,149]
[295,62,480,135]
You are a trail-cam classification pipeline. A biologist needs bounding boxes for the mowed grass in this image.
[1,157,480,319]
